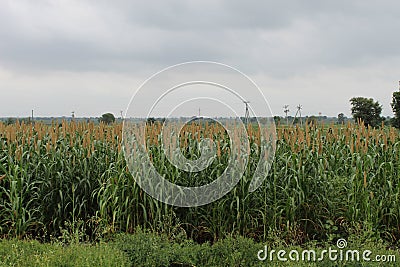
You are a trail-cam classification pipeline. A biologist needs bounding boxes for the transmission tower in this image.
[243,101,250,125]
[297,105,303,126]
[283,105,289,125]
[292,104,303,126]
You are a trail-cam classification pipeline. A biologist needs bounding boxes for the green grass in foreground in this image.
[1,230,399,267]
[0,239,129,267]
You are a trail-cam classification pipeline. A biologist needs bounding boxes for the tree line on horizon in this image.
[2,86,400,128]
[274,86,400,128]
[346,88,400,128]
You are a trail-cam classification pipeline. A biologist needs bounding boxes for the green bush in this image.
[111,231,400,267]
[0,232,399,267]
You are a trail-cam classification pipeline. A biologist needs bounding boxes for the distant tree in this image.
[391,91,400,128]
[337,113,345,124]
[99,113,115,124]
[273,116,281,124]
[147,117,156,125]
[381,116,388,126]
[5,118,15,125]
[350,97,382,127]
[306,116,318,125]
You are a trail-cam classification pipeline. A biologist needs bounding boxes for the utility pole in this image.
[71,111,75,121]
[120,110,124,120]
[283,105,289,125]
[31,109,34,122]
[243,101,250,125]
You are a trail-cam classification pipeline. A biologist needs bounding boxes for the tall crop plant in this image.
[0,120,399,246]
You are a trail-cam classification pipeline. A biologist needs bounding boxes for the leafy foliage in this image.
[391,91,400,128]
[350,97,382,127]
[99,113,115,124]
[337,113,345,124]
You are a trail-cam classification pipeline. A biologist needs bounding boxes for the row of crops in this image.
[0,120,399,245]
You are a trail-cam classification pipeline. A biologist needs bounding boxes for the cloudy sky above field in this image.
[0,0,399,118]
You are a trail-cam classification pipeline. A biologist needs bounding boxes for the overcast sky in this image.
[1,0,399,118]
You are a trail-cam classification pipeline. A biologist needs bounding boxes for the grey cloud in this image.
[0,0,399,75]
[0,0,399,117]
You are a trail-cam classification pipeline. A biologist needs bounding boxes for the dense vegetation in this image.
[1,230,399,266]
[0,120,400,249]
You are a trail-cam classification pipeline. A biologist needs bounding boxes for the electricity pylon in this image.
[292,104,303,126]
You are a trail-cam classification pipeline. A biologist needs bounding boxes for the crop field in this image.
[0,120,400,249]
